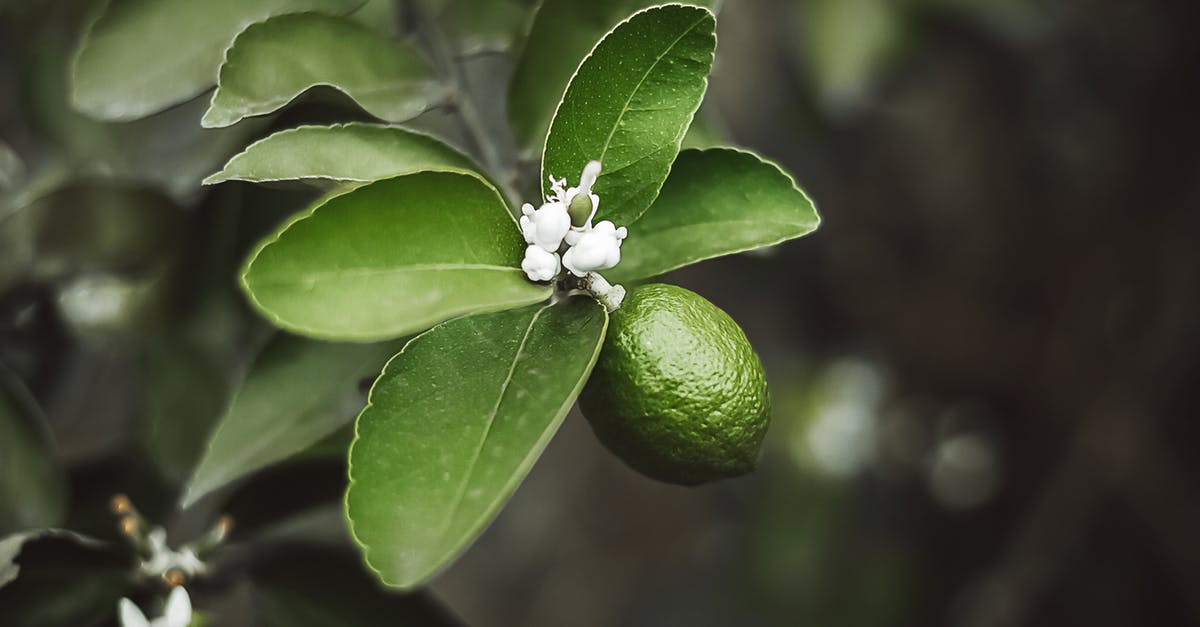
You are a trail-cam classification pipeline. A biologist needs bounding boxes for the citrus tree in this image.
[1,0,818,622]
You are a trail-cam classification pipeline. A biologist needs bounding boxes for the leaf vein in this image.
[435,303,551,547]
[252,264,522,285]
[595,14,709,166]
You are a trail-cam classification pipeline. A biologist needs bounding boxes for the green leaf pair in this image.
[72,1,443,127]
[192,2,817,591]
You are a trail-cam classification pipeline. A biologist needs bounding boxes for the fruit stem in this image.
[585,273,625,312]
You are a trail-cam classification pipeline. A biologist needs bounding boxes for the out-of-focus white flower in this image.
[521,245,561,282]
[140,528,204,580]
[562,220,627,277]
[119,586,192,627]
[519,201,571,252]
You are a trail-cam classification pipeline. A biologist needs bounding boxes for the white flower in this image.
[519,201,571,252]
[521,245,561,282]
[519,160,628,284]
[562,220,627,277]
[119,586,192,627]
[140,528,204,579]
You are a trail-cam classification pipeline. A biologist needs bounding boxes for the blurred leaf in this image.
[204,123,479,186]
[798,0,903,110]
[509,0,715,155]
[203,13,446,128]
[27,31,263,200]
[0,199,36,294]
[3,182,179,285]
[608,148,820,282]
[182,334,400,507]
[221,459,348,538]
[241,171,549,341]
[678,106,726,150]
[140,338,232,485]
[0,530,128,625]
[70,0,366,121]
[0,529,103,589]
[246,503,349,548]
[251,546,463,626]
[542,4,715,226]
[438,0,533,56]
[346,296,606,588]
[0,364,67,535]
[347,0,397,34]
[0,141,23,190]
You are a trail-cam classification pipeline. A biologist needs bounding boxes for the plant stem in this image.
[585,272,626,312]
[411,2,522,209]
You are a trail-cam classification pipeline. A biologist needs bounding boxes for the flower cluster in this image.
[520,160,628,282]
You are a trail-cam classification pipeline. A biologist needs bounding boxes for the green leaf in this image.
[509,0,716,154]
[437,0,533,56]
[542,4,716,227]
[71,0,365,121]
[346,296,607,588]
[251,546,463,626]
[204,123,478,186]
[182,335,400,507]
[0,365,66,535]
[1,529,104,589]
[242,171,549,341]
[0,530,128,624]
[607,148,820,282]
[140,338,233,485]
[5,182,179,285]
[679,105,727,150]
[797,0,904,109]
[202,13,445,128]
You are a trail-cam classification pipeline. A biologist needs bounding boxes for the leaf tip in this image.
[199,108,232,129]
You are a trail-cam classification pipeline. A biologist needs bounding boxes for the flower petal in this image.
[118,599,151,627]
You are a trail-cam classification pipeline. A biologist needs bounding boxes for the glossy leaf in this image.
[71,0,364,121]
[346,296,607,588]
[542,4,716,227]
[203,13,445,128]
[509,0,715,154]
[242,171,549,341]
[0,365,66,535]
[204,123,478,186]
[182,335,400,507]
[607,148,820,282]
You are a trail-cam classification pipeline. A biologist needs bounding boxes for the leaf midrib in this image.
[433,303,551,553]
[595,13,709,166]
[637,216,815,233]
[251,263,523,286]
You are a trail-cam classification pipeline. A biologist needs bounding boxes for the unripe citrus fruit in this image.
[580,283,770,485]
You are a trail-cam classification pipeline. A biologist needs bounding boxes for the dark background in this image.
[3,0,1200,625]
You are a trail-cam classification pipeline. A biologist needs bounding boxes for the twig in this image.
[411,1,522,210]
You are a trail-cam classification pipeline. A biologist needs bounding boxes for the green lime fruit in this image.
[580,283,770,485]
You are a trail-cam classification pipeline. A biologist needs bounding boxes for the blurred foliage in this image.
[3,0,1200,625]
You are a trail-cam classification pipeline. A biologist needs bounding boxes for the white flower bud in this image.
[519,201,571,252]
[562,220,627,277]
[521,245,561,282]
[563,160,602,228]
